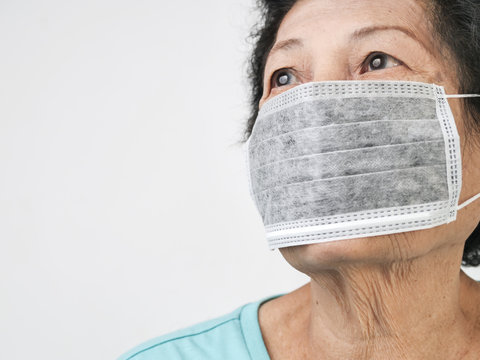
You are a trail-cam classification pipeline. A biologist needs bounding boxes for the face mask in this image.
[245,81,480,250]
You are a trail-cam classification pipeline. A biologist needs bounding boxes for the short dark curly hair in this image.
[244,0,480,266]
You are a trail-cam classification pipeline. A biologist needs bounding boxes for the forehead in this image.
[276,0,431,45]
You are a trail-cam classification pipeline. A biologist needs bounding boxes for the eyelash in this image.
[269,52,403,89]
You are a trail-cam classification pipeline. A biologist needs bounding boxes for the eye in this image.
[361,52,402,73]
[270,68,297,88]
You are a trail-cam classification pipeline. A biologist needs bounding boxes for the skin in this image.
[256,0,480,359]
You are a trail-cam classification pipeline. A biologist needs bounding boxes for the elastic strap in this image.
[444,94,480,98]
[457,193,480,210]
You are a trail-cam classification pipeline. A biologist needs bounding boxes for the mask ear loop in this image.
[458,193,480,210]
[445,94,480,98]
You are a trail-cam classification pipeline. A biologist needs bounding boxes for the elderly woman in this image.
[119,0,480,359]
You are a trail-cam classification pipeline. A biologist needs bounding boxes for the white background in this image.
[0,1,478,359]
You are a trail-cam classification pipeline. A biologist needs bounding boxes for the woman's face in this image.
[260,0,480,272]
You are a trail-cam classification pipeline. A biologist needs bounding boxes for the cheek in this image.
[449,100,468,145]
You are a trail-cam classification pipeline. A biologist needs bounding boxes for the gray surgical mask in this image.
[246,81,480,250]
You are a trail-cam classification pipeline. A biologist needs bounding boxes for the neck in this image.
[273,244,480,360]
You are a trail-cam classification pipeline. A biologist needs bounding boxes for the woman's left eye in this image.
[270,68,298,89]
[361,52,402,73]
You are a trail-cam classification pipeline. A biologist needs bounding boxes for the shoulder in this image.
[118,307,246,360]
[117,295,281,360]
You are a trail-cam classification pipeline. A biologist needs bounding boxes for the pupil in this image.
[278,73,289,85]
[371,55,384,69]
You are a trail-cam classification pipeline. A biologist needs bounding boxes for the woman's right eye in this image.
[270,68,297,89]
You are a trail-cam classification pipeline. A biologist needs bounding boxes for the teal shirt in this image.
[118,295,281,360]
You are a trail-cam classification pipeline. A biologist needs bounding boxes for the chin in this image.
[278,229,440,274]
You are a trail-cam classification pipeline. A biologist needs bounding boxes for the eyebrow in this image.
[351,25,433,55]
[267,25,433,60]
[268,38,304,58]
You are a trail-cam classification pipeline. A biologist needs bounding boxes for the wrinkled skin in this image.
[257,0,480,359]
